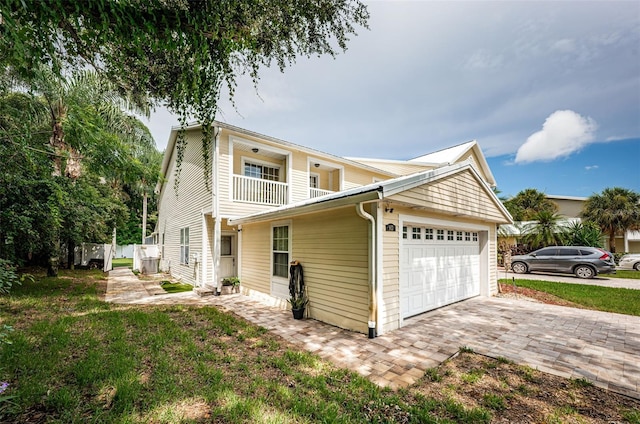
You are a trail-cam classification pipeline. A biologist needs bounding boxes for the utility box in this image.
[140,258,159,275]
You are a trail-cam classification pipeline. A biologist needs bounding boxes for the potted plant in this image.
[287,295,308,319]
[288,260,307,319]
[220,276,240,295]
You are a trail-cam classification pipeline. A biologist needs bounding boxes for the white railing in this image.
[233,175,288,206]
[309,188,334,198]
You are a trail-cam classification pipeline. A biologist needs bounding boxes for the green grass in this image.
[0,270,496,423]
[112,258,133,268]
[1,270,637,423]
[608,269,640,279]
[499,279,640,316]
[159,281,193,293]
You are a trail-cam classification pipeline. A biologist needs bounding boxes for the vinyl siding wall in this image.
[380,209,400,333]
[156,130,213,286]
[218,128,392,216]
[388,170,506,223]
[239,206,371,333]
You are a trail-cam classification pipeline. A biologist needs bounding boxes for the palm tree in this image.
[522,210,566,250]
[503,188,558,221]
[581,187,640,253]
[562,221,604,248]
[3,66,154,275]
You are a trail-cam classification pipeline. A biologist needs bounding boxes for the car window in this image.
[535,248,557,256]
[557,249,580,256]
[579,249,595,256]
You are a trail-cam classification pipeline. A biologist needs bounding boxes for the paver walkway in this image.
[106,268,640,399]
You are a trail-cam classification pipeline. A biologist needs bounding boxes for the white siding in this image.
[156,130,212,285]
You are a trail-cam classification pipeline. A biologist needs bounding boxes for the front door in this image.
[219,234,237,278]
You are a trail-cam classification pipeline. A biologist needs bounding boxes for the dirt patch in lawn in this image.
[497,282,582,307]
[407,351,640,424]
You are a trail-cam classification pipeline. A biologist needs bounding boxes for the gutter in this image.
[356,200,379,339]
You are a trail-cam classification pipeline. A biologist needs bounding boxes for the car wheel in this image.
[634,262,640,271]
[511,262,528,274]
[574,265,595,279]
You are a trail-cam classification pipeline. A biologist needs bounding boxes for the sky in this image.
[145,1,640,199]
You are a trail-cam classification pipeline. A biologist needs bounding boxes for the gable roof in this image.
[408,140,496,187]
[228,159,512,226]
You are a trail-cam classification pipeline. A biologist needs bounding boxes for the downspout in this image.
[356,200,378,339]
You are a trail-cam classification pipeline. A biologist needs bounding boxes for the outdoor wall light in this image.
[251,148,259,153]
[314,163,320,168]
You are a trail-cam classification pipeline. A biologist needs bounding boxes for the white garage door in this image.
[400,225,480,318]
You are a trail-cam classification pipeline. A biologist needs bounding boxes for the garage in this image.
[400,223,480,318]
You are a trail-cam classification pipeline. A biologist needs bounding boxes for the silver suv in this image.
[510,246,616,279]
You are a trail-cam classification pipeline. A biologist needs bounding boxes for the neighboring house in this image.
[498,194,640,253]
[154,122,512,336]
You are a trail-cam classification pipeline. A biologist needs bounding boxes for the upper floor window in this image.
[244,162,279,181]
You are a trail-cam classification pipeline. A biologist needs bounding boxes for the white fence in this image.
[115,244,134,258]
[73,243,113,272]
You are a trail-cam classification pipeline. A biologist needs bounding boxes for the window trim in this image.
[271,220,292,281]
[180,227,190,265]
[241,156,282,182]
[309,172,320,189]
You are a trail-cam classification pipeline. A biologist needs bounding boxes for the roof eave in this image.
[228,189,382,226]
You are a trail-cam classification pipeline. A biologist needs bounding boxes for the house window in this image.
[221,235,232,256]
[309,174,319,188]
[412,227,421,240]
[180,227,189,265]
[402,226,407,239]
[457,231,463,241]
[472,232,478,242]
[425,228,433,240]
[245,162,279,181]
[436,229,444,240]
[272,225,289,278]
[447,230,454,241]
[465,232,471,241]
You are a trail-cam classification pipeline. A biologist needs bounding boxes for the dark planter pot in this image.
[292,308,305,320]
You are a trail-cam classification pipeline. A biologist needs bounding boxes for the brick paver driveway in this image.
[402,297,640,398]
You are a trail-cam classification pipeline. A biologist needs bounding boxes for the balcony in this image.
[309,187,334,199]
[233,174,288,206]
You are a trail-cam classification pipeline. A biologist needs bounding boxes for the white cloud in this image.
[585,165,599,171]
[515,110,598,163]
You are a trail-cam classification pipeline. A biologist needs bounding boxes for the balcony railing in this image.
[309,187,334,198]
[233,174,288,206]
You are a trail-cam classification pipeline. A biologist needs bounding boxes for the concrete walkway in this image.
[106,267,640,399]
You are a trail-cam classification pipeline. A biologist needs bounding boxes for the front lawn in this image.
[0,270,638,423]
[609,269,640,280]
[499,279,640,316]
[112,257,133,268]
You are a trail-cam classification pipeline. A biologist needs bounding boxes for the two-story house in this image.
[154,122,512,336]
